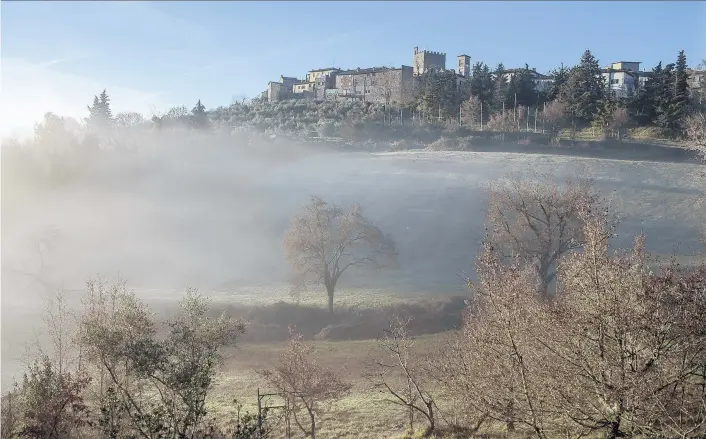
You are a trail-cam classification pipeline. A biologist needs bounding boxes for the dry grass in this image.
[206,335,447,439]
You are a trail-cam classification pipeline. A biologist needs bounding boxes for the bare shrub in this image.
[260,328,351,439]
[542,101,568,143]
[283,196,397,313]
[365,315,438,436]
[684,111,706,158]
[486,111,515,141]
[681,111,706,242]
[608,107,629,142]
[485,171,601,296]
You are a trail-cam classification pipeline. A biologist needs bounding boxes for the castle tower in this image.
[457,54,471,78]
[413,47,447,76]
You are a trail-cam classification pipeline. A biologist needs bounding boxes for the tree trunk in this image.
[326,285,334,313]
[310,409,316,439]
[606,415,624,439]
[426,400,435,435]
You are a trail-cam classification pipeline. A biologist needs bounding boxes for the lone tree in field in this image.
[485,172,601,296]
[283,196,397,313]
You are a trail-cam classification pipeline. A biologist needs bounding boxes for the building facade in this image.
[334,66,414,104]
[601,61,642,98]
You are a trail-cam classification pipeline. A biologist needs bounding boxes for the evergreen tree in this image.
[629,62,662,125]
[514,64,537,108]
[86,90,113,131]
[548,64,570,102]
[671,50,689,131]
[469,62,494,120]
[492,63,508,113]
[559,49,606,125]
[191,99,209,128]
[414,70,461,121]
[654,63,677,133]
[594,95,618,131]
[98,89,113,121]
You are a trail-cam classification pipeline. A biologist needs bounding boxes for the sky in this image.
[1,1,704,138]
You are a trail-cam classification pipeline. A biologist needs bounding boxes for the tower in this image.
[457,54,471,78]
[413,47,447,76]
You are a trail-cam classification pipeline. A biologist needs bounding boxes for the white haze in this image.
[2,127,705,388]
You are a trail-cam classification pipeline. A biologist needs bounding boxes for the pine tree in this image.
[670,50,689,133]
[86,90,113,131]
[98,89,113,121]
[559,49,606,125]
[654,63,677,133]
[492,63,508,113]
[514,64,537,108]
[469,62,494,120]
[629,62,662,125]
[191,99,208,128]
[548,64,570,102]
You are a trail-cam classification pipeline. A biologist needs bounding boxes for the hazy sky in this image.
[1,1,704,137]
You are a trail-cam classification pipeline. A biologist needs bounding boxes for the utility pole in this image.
[514,93,517,123]
[542,101,546,134]
[534,106,538,133]
[480,102,483,131]
[459,101,462,127]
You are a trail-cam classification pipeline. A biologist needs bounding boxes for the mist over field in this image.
[3,129,705,388]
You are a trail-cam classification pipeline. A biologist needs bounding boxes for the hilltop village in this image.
[264,46,704,105]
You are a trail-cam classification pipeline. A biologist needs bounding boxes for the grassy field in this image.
[207,333,449,439]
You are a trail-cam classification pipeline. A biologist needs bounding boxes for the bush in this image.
[426,136,473,152]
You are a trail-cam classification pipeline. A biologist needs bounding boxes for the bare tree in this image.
[486,111,515,142]
[261,328,351,439]
[608,107,629,142]
[428,334,489,435]
[460,95,482,129]
[542,100,568,143]
[364,315,437,436]
[544,212,706,439]
[283,196,397,313]
[485,171,601,296]
[462,245,550,439]
[115,112,146,128]
[376,70,400,126]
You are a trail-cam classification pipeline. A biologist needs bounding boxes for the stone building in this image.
[457,54,471,78]
[333,66,414,104]
[413,47,446,76]
[267,75,298,101]
[306,67,341,83]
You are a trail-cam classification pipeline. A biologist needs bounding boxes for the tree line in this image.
[411,49,704,141]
